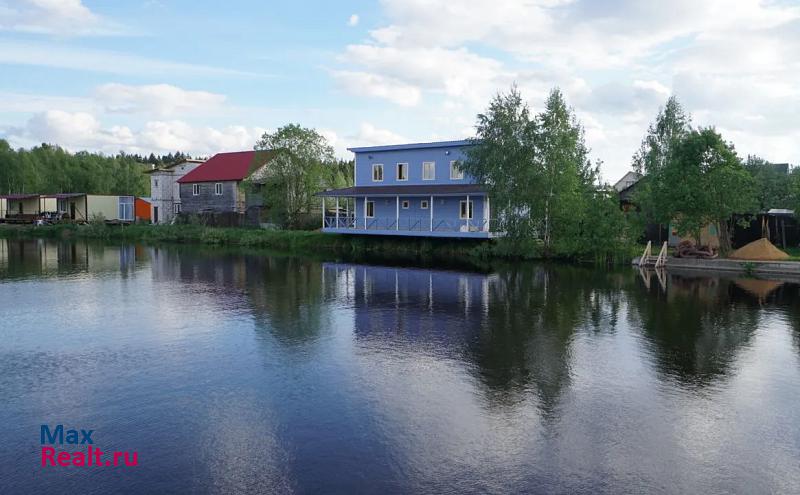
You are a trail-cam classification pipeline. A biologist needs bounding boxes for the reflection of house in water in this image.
[0,238,139,279]
[323,262,583,414]
[323,262,497,348]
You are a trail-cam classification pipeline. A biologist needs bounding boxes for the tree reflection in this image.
[472,264,624,414]
[333,261,630,416]
[626,272,763,388]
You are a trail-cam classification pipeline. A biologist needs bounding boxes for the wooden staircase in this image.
[635,241,668,268]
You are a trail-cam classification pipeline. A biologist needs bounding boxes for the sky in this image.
[0,0,798,182]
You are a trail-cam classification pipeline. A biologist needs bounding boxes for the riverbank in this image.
[0,223,637,265]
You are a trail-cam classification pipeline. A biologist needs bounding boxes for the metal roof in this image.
[177,150,274,183]
[317,184,486,197]
[44,193,86,199]
[0,194,41,200]
[347,139,474,153]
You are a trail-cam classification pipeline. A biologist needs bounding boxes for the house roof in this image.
[317,184,487,197]
[177,151,273,183]
[613,171,642,192]
[348,139,474,153]
[0,193,40,200]
[144,158,205,174]
[44,193,86,199]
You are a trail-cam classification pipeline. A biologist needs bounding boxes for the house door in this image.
[70,202,76,220]
[153,206,159,224]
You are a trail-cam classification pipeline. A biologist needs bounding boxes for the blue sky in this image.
[1,0,799,181]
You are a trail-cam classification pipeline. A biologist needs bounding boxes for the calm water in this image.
[1,239,800,494]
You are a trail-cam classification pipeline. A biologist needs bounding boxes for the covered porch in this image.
[318,185,497,238]
[0,194,42,223]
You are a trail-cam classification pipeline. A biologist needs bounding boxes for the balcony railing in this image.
[323,215,496,233]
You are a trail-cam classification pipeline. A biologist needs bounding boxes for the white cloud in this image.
[9,110,267,155]
[0,0,125,36]
[348,14,359,27]
[0,41,266,77]
[333,0,800,180]
[332,70,422,107]
[94,83,227,117]
[349,123,406,147]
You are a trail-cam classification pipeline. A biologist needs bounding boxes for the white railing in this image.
[323,215,494,233]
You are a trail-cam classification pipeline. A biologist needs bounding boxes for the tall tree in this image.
[535,88,593,251]
[253,124,335,228]
[651,128,756,253]
[744,155,791,210]
[462,85,539,242]
[632,96,691,177]
[631,96,692,227]
[464,86,610,256]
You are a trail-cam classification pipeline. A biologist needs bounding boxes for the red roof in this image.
[177,150,273,183]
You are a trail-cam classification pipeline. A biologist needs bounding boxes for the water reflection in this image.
[2,239,800,493]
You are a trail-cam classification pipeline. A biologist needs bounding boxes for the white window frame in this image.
[118,196,134,222]
[401,200,410,209]
[214,182,223,196]
[450,160,464,180]
[420,200,429,209]
[422,161,435,181]
[459,200,473,220]
[396,162,408,181]
[372,164,384,182]
[365,200,375,218]
[192,184,200,196]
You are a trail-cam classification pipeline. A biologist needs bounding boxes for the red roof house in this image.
[176,150,274,215]
[177,150,273,184]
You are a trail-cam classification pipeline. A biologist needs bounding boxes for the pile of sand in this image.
[728,238,790,261]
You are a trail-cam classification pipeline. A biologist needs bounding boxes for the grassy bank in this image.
[0,223,638,265]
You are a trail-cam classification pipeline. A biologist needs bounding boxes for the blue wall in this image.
[353,141,476,187]
[353,196,486,229]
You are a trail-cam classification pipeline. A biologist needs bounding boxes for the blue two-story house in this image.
[318,140,497,238]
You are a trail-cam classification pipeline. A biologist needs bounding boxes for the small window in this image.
[372,164,384,182]
[459,200,473,220]
[402,200,410,209]
[420,200,429,209]
[450,160,464,180]
[192,184,200,196]
[174,203,181,214]
[422,161,435,180]
[154,179,159,187]
[397,163,408,181]
[366,201,375,218]
[214,183,223,195]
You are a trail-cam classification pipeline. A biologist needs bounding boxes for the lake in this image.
[1,238,799,494]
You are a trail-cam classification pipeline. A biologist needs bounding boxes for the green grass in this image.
[784,247,800,261]
[0,223,637,266]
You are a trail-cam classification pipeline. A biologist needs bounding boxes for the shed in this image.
[135,197,152,221]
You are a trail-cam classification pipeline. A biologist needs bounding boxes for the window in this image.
[402,200,410,209]
[397,163,408,181]
[420,200,429,209]
[214,183,223,195]
[450,160,464,180]
[422,161,435,180]
[118,196,134,221]
[372,164,384,182]
[366,201,375,218]
[154,179,159,187]
[459,200,473,220]
[174,203,181,214]
[192,184,200,196]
